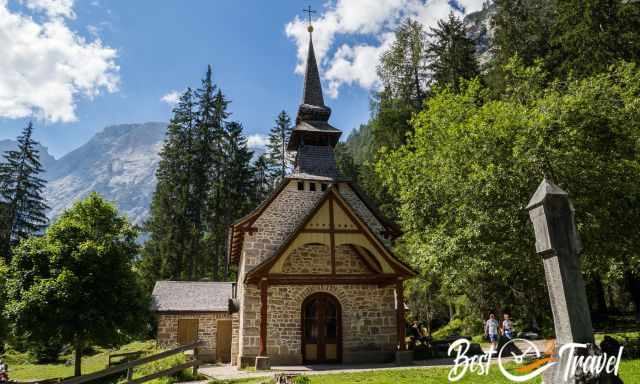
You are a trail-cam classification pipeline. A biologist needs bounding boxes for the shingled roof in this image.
[291,145,340,179]
[151,281,233,312]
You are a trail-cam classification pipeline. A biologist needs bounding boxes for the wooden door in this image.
[302,293,341,364]
[177,319,199,345]
[216,319,233,363]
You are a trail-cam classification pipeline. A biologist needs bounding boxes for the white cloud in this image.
[458,0,486,14]
[247,134,268,149]
[160,91,181,106]
[20,0,75,18]
[0,0,119,122]
[285,0,482,98]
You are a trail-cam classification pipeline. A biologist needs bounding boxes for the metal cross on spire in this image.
[303,5,316,32]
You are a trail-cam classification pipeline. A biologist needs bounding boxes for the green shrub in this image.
[293,376,310,384]
[432,317,483,339]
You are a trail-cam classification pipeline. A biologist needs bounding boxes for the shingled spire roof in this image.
[301,37,325,108]
[287,26,341,152]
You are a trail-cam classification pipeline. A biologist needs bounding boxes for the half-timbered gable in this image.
[152,21,414,370]
[226,23,415,368]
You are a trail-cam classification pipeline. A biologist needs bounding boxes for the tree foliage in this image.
[4,193,147,375]
[374,19,428,148]
[379,61,640,326]
[140,66,255,288]
[427,12,480,92]
[266,111,293,180]
[253,153,273,202]
[0,258,7,353]
[491,0,640,81]
[0,122,48,257]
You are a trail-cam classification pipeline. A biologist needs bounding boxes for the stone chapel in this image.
[152,24,416,368]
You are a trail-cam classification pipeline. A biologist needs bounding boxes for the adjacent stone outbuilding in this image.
[151,281,237,363]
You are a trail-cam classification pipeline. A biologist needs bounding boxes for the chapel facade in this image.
[226,26,416,367]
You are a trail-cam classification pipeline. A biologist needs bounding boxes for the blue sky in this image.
[0,0,484,158]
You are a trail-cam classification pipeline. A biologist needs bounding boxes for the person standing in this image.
[484,313,499,352]
[502,313,514,339]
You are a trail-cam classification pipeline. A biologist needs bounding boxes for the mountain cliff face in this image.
[0,139,57,172]
[1,123,167,225]
[464,2,496,65]
[2,122,268,226]
[44,122,167,225]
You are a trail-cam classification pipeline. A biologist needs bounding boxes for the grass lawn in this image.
[209,359,640,384]
[3,340,200,384]
[595,331,640,344]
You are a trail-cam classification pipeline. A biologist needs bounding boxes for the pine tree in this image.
[219,121,254,278]
[141,66,258,285]
[491,0,554,68]
[491,0,640,82]
[141,89,196,286]
[253,154,273,203]
[550,0,640,78]
[427,12,480,92]
[0,122,48,254]
[266,111,293,180]
[202,85,231,281]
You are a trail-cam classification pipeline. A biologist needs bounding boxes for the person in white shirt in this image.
[484,313,499,351]
[502,313,514,339]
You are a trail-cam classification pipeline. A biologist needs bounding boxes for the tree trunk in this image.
[74,339,83,377]
[626,272,640,322]
[594,276,608,315]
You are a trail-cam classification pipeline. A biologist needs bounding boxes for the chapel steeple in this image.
[287,16,342,179]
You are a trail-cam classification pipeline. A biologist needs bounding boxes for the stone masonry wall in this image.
[281,244,370,275]
[156,312,232,362]
[237,180,324,361]
[265,284,398,365]
[335,244,370,274]
[241,180,325,271]
[281,244,331,274]
[230,313,240,365]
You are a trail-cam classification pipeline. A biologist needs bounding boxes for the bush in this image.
[293,376,310,384]
[432,317,483,340]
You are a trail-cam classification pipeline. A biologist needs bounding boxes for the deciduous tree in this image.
[4,193,147,376]
[380,62,640,326]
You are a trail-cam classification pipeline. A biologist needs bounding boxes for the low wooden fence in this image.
[56,341,203,384]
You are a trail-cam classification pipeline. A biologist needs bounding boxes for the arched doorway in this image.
[301,293,342,364]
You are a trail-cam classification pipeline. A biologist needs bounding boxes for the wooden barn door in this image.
[177,319,199,345]
[216,319,233,363]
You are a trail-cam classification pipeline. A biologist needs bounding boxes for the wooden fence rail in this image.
[108,351,143,368]
[59,341,203,384]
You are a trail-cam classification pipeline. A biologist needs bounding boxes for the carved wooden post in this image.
[255,278,271,370]
[396,279,406,351]
[527,178,594,384]
[192,345,199,377]
[395,278,413,363]
[259,278,268,356]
